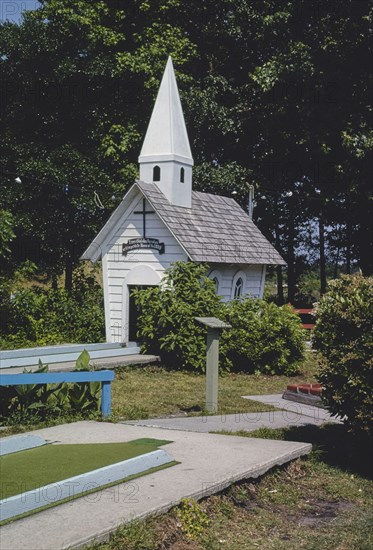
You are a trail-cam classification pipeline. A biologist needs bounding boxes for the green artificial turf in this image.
[0,438,171,499]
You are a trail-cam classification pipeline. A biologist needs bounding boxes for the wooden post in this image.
[195,317,231,415]
[206,328,220,413]
[101,381,112,417]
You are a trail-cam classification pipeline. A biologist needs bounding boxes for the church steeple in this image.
[138,56,194,208]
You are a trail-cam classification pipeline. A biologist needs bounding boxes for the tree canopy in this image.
[1,0,371,298]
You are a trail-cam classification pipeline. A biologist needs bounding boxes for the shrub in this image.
[313,274,373,436]
[221,299,305,375]
[0,266,105,347]
[135,261,304,375]
[133,262,222,372]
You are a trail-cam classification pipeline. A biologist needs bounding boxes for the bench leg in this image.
[101,381,112,417]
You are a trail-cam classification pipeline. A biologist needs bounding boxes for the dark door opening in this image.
[128,285,155,341]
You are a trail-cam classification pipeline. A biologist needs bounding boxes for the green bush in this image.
[135,261,304,375]
[313,274,373,436]
[133,261,222,372]
[0,351,101,425]
[0,266,105,347]
[221,299,305,375]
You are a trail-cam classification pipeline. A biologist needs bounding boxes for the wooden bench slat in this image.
[0,371,114,417]
[0,371,114,386]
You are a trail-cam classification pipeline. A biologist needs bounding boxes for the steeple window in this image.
[153,165,161,182]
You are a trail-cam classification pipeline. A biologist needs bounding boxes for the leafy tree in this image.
[0,0,196,286]
[313,274,373,436]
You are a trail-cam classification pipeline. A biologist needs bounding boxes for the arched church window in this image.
[153,165,161,182]
[180,167,185,183]
[234,277,243,298]
[231,270,246,300]
[212,277,219,292]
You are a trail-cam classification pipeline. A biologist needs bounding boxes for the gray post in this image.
[195,317,231,415]
[206,328,220,413]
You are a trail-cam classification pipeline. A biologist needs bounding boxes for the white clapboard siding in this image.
[209,264,264,301]
[103,194,188,342]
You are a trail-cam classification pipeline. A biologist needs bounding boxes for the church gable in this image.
[105,193,188,267]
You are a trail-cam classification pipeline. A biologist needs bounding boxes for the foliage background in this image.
[0,266,105,348]
[0,0,371,308]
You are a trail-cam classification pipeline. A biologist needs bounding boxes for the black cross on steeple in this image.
[134,198,155,238]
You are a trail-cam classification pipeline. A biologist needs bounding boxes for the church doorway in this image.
[123,265,162,343]
[128,285,155,341]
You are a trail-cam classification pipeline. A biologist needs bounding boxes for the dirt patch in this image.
[291,500,355,527]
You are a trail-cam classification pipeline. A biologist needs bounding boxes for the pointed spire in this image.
[139,57,193,164]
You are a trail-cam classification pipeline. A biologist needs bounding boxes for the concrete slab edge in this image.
[0,450,173,522]
[67,442,312,549]
[282,391,324,408]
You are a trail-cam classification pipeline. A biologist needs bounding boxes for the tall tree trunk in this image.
[64,205,74,292]
[275,220,285,306]
[276,266,284,305]
[274,208,284,304]
[334,241,340,278]
[65,255,73,292]
[346,220,351,274]
[319,211,327,295]
[51,273,58,290]
[358,200,373,275]
[287,217,296,304]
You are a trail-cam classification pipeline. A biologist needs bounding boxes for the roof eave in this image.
[80,184,141,262]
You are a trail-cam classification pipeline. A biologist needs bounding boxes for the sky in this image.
[0,1,39,23]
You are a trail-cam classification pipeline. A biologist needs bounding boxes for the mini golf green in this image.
[0,438,172,500]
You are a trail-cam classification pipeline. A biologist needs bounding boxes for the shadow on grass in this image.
[283,424,372,478]
[228,424,372,479]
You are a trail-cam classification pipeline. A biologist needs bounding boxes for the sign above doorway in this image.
[122,237,165,256]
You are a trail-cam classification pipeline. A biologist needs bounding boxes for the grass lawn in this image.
[0,352,317,436]
[88,424,373,550]
[111,352,317,420]
[0,438,171,499]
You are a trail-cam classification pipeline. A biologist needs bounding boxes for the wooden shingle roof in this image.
[137,181,285,265]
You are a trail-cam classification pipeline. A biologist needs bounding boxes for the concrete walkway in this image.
[0,421,311,550]
[124,393,341,433]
